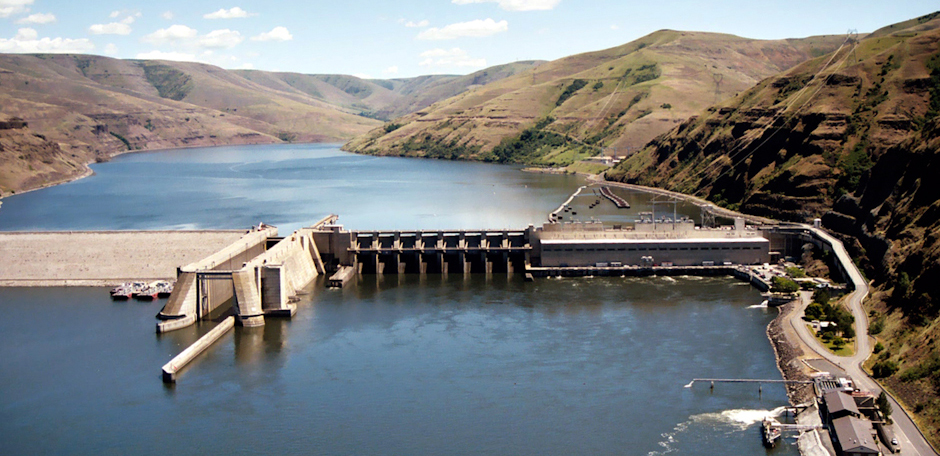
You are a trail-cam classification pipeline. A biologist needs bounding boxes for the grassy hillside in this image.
[235,60,544,121]
[606,13,940,444]
[0,54,533,196]
[343,31,845,167]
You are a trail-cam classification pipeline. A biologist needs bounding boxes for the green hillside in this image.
[343,31,845,167]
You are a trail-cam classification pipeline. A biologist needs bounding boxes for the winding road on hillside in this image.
[597,178,937,455]
[789,226,936,456]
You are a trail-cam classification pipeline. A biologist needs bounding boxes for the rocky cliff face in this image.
[607,13,940,442]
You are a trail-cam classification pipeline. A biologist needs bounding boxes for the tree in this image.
[877,391,893,418]
[772,276,799,293]
[805,303,824,320]
[812,288,831,305]
[842,324,856,339]
[873,341,885,354]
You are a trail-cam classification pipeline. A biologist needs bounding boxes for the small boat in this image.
[153,281,173,298]
[762,418,782,448]
[110,286,133,300]
[135,285,159,301]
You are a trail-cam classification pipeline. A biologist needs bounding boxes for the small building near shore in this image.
[824,390,862,423]
[831,416,880,456]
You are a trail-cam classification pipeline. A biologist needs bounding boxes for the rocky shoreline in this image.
[767,300,815,405]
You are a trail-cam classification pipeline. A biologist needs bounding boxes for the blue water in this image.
[0,144,797,455]
[0,143,584,232]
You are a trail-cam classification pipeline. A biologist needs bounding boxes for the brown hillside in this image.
[0,54,533,196]
[343,30,844,166]
[606,13,940,444]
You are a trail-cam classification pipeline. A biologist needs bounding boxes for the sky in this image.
[1,0,937,79]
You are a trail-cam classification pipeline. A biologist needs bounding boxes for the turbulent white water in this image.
[649,407,789,455]
[747,300,770,309]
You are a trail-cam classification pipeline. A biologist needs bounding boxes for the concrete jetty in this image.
[161,316,235,383]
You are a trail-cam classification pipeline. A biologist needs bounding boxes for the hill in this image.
[606,12,940,443]
[0,54,536,197]
[343,31,845,167]
[235,60,544,121]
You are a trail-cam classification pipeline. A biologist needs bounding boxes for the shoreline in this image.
[0,138,340,201]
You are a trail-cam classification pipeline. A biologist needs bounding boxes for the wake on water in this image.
[648,406,788,455]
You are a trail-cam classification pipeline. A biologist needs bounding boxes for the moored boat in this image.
[761,418,782,448]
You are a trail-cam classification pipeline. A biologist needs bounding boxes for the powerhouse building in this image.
[533,216,770,267]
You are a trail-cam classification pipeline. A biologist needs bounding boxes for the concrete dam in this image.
[156,213,844,382]
[156,214,776,332]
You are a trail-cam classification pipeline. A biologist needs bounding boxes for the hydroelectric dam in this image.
[145,212,851,382]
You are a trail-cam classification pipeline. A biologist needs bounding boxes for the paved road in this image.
[790,226,938,456]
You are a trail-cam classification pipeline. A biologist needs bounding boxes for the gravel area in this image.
[0,230,248,286]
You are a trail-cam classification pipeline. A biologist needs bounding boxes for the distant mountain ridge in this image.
[343,30,845,167]
[0,54,539,196]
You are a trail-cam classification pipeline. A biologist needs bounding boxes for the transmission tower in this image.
[847,29,859,64]
[713,73,724,104]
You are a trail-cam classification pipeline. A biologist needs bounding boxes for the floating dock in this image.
[599,186,630,208]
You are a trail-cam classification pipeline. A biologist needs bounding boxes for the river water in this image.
[0,144,797,455]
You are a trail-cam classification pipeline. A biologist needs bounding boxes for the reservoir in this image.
[0,144,797,455]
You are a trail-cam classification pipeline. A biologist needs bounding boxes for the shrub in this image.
[872,360,899,378]
[556,79,588,106]
[786,266,807,278]
[873,341,885,354]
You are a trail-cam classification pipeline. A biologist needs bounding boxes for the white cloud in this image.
[14,27,36,40]
[404,20,429,28]
[121,15,135,25]
[142,24,198,44]
[610,25,619,30]
[161,11,173,20]
[0,28,94,53]
[419,47,486,68]
[109,10,119,18]
[251,26,292,42]
[235,62,254,69]
[382,65,399,75]
[352,73,371,79]
[198,29,243,48]
[136,50,197,62]
[16,12,55,24]
[452,0,560,11]
[203,7,254,19]
[0,0,32,18]
[104,43,118,55]
[89,22,132,35]
[417,18,507,40]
